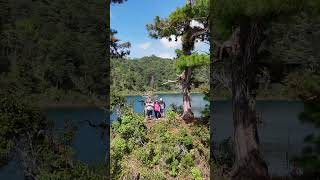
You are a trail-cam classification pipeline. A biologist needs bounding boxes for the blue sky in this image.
[111,0,209,59]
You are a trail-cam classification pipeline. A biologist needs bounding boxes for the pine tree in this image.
[110,29,131,58]
[147,0,209,120]
[210,0,319,179]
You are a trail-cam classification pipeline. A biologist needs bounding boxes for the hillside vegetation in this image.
[111,109,209,179]
[111,56,209,95]
[111,56,297,100]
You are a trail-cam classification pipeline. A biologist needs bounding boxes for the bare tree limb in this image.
[162,80,179,85]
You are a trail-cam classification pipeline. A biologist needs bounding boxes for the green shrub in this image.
[0,95,48,158]
[112,112,146,143]
[180,132,193,150]
[181,153,194,168]
[37,162,107,180]
[191,167,202,180]
[169,159,179,177]
[111,137,127,159]
[166,109,177,123]
[191,125,210,146]
[143,171,166,180]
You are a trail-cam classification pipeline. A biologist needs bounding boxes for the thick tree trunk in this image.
[230,22,269,180]
[181,67,194,121]
[180,25,195,121]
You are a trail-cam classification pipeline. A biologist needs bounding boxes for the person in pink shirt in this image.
[154,100,161,119]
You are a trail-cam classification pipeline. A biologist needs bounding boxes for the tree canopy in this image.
[111,56,209,94]
[0,0,107,105]
[147,0,209,54]
[175,53,210,71]
[210,0,319,40]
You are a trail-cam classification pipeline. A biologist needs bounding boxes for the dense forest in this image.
[0,0,107,106]
[0,0,110,179]
[111,55,209,95]
[111,55,302,100]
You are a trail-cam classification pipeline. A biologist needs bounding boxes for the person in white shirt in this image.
[145,99,154,119]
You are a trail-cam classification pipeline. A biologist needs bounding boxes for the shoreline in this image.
[39,98,300,109]
[212,97,299,101]
[122,91,202,96]
[125,92,204,97]
[38,91,300,109]
[120,91,298,101]
[38,102,106,109]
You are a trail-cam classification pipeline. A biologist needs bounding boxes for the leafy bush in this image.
[111,108,209,179]
[111,137,127,159]
[181,153,194,168]
[169,104,183,115]
[166,109,178,123]
[191,167,202,180]
[0,95,48,158]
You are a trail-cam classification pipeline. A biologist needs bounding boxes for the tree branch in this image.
[162,80,179,85]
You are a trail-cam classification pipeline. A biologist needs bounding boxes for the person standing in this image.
[145,99,154,119]
[154,100,161,119]
[159,98,166,117]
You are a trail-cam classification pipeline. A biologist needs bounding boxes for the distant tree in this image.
[110,29,131,58]
[0,0,107,102]
[109,0,130,58]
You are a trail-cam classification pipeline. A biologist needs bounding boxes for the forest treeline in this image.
[111,55,302,100]
[0,0,106,106]
[111,55,209,95]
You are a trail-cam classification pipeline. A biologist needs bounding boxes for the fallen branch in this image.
[81,120,109,129]
[162,79,179,85]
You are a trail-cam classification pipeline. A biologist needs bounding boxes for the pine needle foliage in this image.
[175,53,210,71]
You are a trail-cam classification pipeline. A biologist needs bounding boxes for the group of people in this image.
[145,98,166,120]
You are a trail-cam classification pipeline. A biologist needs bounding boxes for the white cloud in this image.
[190,20,204,29]
[158,52,175,59]
[138,42,152,50]
[160,36,182,49]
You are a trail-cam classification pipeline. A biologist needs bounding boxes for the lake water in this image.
[212,100,317,176]
[0,107,108,180]
[125,93,208,117]
[0,94,317,179]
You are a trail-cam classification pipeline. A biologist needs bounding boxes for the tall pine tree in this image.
[147,0,209,120]
[210,0,319,179]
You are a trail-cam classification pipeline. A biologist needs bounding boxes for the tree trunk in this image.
[180,25,195,121]
[181,67,194,120]
[230,22,269,180]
